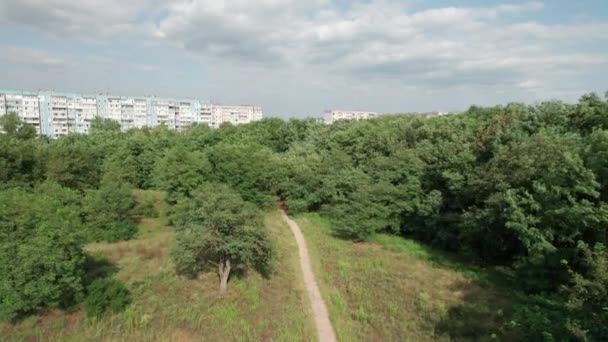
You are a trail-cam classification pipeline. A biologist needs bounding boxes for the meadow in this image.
[295,213,513,341]
[1,191,315,341]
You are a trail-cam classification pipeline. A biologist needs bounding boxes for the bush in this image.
[89,221,138,243]
[84,278,132,319]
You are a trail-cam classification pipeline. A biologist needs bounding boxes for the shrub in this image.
[89,221,138,243]
[84,278,132,319]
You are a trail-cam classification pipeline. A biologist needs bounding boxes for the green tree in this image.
[45,134,102,190]
[82,176,137,242]
[171,183,273,293]
[153,146,210,223]
[0,182,86,320]
[206,143,281,207]
[0,113,37,140]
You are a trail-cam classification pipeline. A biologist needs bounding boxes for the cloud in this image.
[150,0,608,94]
[0,0,606,114]
[0,0,148,36]
[2,47,65,70]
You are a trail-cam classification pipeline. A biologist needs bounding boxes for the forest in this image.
[1,92,608,341]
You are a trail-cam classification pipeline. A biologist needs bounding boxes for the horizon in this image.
[1,0,607,118]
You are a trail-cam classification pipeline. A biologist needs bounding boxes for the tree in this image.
[0,182,86,320]
[206,143,281,207]
[0,113,36,140]
[82,176,137,242]
[103,132,156,189]
[45,134,102,190]
[171,183,273,293]
[89,117,122,133]
[153,146,209,200]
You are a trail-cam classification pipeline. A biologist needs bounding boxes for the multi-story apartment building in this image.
[197,103,213,127]
[322,109,378,124]
[0,91,43,134]
[50,95,69,137]
[133,98,149,128]
[210,104,264,128]
[151,99,175,129]
[0,90,264,137]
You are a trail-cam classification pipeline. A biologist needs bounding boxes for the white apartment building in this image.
[323,109,378,124]
[67,96,98,135]
[210,104,263,128]
[0,93,42,134]
[195,103,213,127]
[120,98,135,130]
[51,95,69,138]
[107,97,122,125]
[133,99,148,128]
[152,99,175,129]
[0,90,264,137]
[175,101,195,130]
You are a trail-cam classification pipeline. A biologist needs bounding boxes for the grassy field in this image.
[294,213,515,342]
[2,191,315,341]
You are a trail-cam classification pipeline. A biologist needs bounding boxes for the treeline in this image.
[2,93,608,339]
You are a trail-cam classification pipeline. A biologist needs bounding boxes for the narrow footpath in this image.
[280,209,337,342]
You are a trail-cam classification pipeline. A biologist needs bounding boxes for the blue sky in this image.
[0,0,606,118]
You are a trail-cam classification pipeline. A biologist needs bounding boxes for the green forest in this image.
[2,92,608,341]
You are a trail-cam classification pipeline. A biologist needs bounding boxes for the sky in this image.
[0,0,607,118]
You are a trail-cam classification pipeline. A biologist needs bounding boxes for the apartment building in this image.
[196,103,213,127]
[151,99,175,129]
[50,95,69,137]
[322,109,378,124]
[0,90,264,137]
[66,96,97,135]
[133,99,149,128]
[0,92,42,134]
[210,104,264,128]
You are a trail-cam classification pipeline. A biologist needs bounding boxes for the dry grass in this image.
[295,213,514,342]
[2,191,315,342]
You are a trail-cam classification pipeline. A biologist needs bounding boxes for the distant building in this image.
[418,111,450,118]
[0,89,264,138]
[211,104,264,128]
[1,92,42,135]
[322,109,378,124]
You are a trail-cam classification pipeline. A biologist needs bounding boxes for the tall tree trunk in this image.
[219,257,231,294]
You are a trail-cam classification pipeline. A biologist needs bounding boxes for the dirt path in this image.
[280,209,337,342]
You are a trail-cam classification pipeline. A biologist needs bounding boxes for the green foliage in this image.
[134,198,159,218]
[171,183,273,290]
[0,183,86,320]
[153,145,210,223]
[2,92,608,337]
[0,112,37,140]
[45,134,103,190]
[84,278,131,319]
[206,143,281,207]
[83,176,137,242]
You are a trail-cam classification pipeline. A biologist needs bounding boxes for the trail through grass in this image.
[295,213,514,342]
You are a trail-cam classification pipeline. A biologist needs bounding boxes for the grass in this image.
[1,190,315,341]
[295,212,515,342]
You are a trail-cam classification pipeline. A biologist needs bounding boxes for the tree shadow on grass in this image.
[435,279,515,341]
[83,253,119,287]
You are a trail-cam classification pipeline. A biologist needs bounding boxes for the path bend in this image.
[280,209,337,342]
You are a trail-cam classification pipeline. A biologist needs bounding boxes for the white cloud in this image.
[2,47,65,69]
[0,0,607,114]
[0,0,148,36]
[151,0,608,94]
